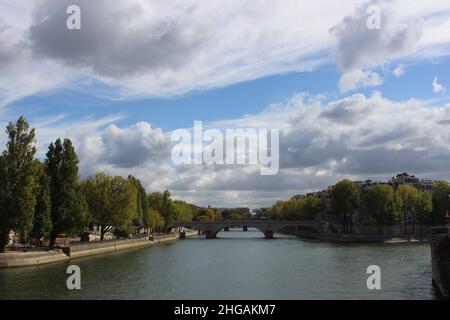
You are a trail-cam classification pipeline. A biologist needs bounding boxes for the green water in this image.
[0,228,436,299]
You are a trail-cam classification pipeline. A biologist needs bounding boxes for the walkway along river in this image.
[0,228,439,299]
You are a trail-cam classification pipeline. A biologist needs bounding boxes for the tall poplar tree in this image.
[45,138,87,248]
[30,160,52,241]
[0,116,37,251]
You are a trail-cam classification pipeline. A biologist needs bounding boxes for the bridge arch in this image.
[175,220,323,239]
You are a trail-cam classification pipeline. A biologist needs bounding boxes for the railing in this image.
[175,220,319,225]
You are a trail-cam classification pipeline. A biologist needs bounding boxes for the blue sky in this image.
[5,58,450,132]
[2,0,450,208]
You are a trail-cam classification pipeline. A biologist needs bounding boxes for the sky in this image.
[1,0,450,208]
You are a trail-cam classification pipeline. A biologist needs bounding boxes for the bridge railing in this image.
[174,220,321,226]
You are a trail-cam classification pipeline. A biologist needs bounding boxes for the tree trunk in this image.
[0,229,9,253]
[48,236,56,249]
[100,225,105,241]
[404,211,407,234]
[342,214,347,233]
[349,211,353,234]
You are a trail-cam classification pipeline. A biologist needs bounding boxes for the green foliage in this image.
[194,207,222,221]
[148,192,163,210]
[220,208,251,220]
[30,161,52,239]
[45,138,88,247]
[173,200,198,222]
[161,190,177,228]
[82,173,138,240]
[301,196,323,220]
[266,197,323,220]
[146,208,165,232]
[127,175,148,230]
[362,184,401,230]
[0,116,38,250]
[416,191,433,224]
[397,185,419,216]
[330,180,358,232]
[148,190,177,229]
[431,181,450,224]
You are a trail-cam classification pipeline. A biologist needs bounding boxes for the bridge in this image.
[174,220,323,239]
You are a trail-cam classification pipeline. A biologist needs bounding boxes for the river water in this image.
[0,228,437,300]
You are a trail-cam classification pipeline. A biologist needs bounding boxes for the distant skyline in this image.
[1,0,450,208]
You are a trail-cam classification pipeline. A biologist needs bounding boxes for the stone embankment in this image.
[0,249,69,268]
[0,230,198,268]
[282,225,430,243]
[430,227,450,298]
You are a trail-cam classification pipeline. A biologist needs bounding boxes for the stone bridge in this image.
[174,220,323,239]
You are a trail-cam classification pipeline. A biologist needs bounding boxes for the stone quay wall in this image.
[0,231,198,268]
[430,227,450,298]
[0,249,69,268]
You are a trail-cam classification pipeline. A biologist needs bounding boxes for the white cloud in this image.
[338,69,383,92]
[0,0,359,104]
[432,76,445,93]
[100,122,172,168]
[393,65,406,77]
[168,92,450,207]
[4,90,450,208]
[1,1,450,104]
[331,0,423,72]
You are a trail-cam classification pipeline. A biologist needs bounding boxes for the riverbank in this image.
[0,249,70,268]
[0,230,198,268]
[281,227,429,243]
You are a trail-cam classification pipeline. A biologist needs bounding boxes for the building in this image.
[390,172,435,192]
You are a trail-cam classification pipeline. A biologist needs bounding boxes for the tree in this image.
[301,196,323,220]
[330,180,359,233]
[362,184,401,233]
[30,160,52,241]
[148,192,163,211]
[45,138,88,248]
[160,190,177,231]
[431,181,450,225]
[267,201,285,220]
[0,116,37,251]
[194,207,222,221]
[415,192,432,232]
[397,185,420,234]
[266,196,323,221]
[82,173,138,240]
[128,176,148,234]
[173,200,198,222]
[146,208,165,233]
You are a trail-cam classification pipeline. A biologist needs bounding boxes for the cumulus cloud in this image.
[100,122,171,168]
[11,90,450,208]
[1,1,450,104]
[338,69,383,92]
[432,76,445,93]
[162,92,450,207]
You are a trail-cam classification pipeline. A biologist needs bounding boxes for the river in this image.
[0,228,437,299]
